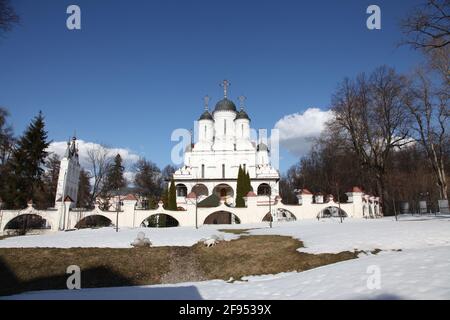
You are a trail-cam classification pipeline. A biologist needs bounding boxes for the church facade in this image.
[173,80,279,207]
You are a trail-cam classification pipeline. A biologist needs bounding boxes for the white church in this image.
[0,80,382,234]
[173,80,279,207]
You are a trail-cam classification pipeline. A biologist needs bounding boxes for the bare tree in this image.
[0,107,14,166]
[0,0,19,34]
[86,144,112,205]
[401,0,450,50]
[405,69,449,199]
[329,66,412,206]
[428,45,450,88]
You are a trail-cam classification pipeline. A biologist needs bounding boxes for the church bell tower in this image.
[54,136,81,208]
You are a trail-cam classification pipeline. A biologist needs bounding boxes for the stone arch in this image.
[203,211,241,225]
[213,184,234,198]
[74,214,113,229]
[141,214,179,228]
[192,184,209,197]
[176,183,188,197]
[257,183,271,196]
[317,206,348,219]
[276,208,297,221]
[4,214,51,232]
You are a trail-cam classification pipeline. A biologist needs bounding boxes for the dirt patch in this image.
[160,247,207,284]
[0,235,359,297]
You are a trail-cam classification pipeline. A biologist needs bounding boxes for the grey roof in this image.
[235,109,250,121]
[198,194,220,208]
[214,98,237,113]
[198,110,213,121]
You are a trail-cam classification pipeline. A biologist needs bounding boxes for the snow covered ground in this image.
[0,225,239,248]
[1,215,450,299]
[248,215,450,254]
[1,215,449,254]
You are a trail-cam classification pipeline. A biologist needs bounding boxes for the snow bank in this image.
[248,216,450,253]
[0,226,238,248]
[4,245,449,300]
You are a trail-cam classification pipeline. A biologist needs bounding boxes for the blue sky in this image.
[0,0,424,172]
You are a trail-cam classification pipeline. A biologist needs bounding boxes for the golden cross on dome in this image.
[220,79,230,98]
[238,95,246,110]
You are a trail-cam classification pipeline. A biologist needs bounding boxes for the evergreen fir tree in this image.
[77,169,92,208]
[103,153,127,195]
[6,111,49,208]
[162,187,169,209]
[167,179,177,210]
[35,154,60,209]
[134,158,163,202]
[235,165,245,207]
[245,170,252,196]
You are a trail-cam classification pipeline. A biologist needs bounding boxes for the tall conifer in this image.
[6,111,49,208]
[167,179,177,210]
[235,165,245,207]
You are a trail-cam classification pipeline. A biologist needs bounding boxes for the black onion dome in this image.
[214,98,237,113]
[235,109,250,121]
[257,143,269,152]
[198,110,213,121]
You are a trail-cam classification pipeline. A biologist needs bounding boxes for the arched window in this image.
[176,184,187,197]
[222,164,225,178]
[257,183,271,196]
[201,164,205,178]
[192,184,209,197]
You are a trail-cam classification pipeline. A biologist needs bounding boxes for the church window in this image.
[201,164,205,178]
[222,164,225,178]
[224,120,226,135]
[204,125,207,138]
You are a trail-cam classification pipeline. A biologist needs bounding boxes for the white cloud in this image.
[274,108,334,157]
[123,171,136,185]
[46,140,141,181]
